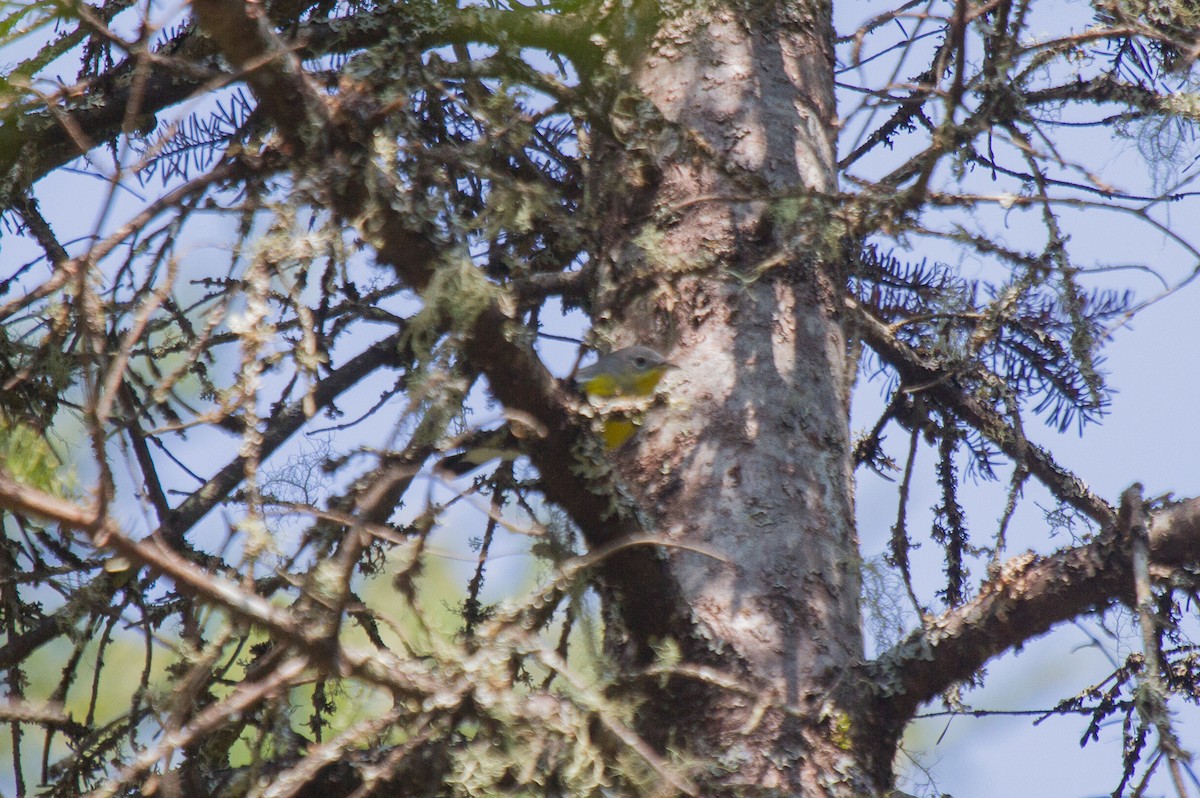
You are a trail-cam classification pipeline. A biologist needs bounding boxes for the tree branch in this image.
[848,295,1115,525]
[863,495,1200,741]
[190,0,694,658]
[1023,73,1176,115]
[190,0,331,153]
[161,331,412,543]
[0,332,407,670]
[0,4,592,199]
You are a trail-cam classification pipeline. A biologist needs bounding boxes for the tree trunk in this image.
[593,1,883,793]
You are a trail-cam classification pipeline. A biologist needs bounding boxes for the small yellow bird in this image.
[439,345,677,474]
[574,345,676,448]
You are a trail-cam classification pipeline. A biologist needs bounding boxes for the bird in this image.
[573,345,676,448]
[438,345,677,475]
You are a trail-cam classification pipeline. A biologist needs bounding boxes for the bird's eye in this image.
[634,356,647,367]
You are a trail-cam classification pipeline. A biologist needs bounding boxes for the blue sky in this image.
[4,1,1200,794]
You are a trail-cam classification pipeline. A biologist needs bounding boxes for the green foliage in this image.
[3,0,1200,794]
[0,416,68,495]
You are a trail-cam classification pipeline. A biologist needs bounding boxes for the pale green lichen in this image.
[0,416,70,496]
[828,710,854,751]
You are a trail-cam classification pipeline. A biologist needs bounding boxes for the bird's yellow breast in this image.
[575,349,674,448]
[578,365,669,399]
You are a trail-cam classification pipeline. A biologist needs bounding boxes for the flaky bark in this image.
[191,0,700,654]
[10,0,1200,795]
[861,494,1200,758]
[591,1,874,793]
